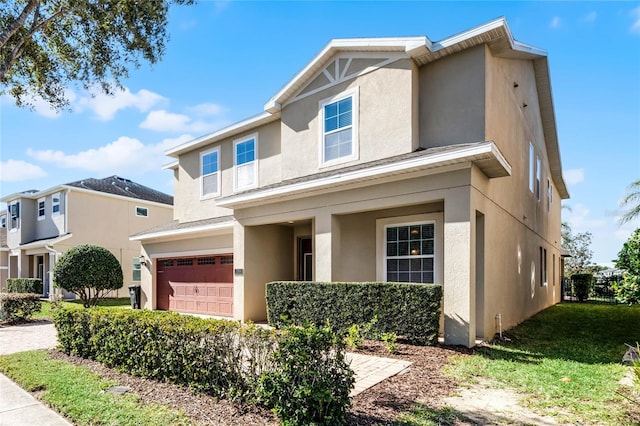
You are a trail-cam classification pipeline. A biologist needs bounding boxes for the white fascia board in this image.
[431,17,507,51]
[59,186,173,209]
[0,185,65,202]
[164,112,279,157]
[265,37,427,112]
[19,233,73,250]
[162,161,179,170]
[218,142,510,208]
[130,221,234,242]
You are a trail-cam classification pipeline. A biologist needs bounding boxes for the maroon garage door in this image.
[156,255,233,317]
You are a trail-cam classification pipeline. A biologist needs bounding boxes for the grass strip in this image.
[33,297,131,320]
[0,350,191,426]
[446,303,640,424]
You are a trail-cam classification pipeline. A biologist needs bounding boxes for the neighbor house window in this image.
[540,247,547,286]
[385,222,435,283]
[320,89,358,165]
[234,135,258,190]
[132,257,141,282]
[201,147,220,198]
[547,178,553,213]
[135,206,148,217]
[8,201,20,230]
[0,216,5,228]
[529,142,535,193]
[38,198,45,220]
[52,193,60,215]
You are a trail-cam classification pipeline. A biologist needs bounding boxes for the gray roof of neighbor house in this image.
[65,176,173,205]
[1,176,173,206]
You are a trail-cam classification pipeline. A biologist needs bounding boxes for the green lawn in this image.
[0,350,191,426]
[33,297,131,319]
[443,303,640,424]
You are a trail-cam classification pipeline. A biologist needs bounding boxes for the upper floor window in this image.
[320,89,359,166]
[52,193,61,215]
[201,147,220,198]
[1,216,6,228]
[136,206,149,217]
[8,201,20,230]
[547,178,553,213]
[529,142,535,193]
[234,134,258,191]
[38,198,45,220]
[536,156,541,201]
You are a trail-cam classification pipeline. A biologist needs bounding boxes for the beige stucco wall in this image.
[419,45,486,148]
[280,58,417,181]
[174,120,281,223]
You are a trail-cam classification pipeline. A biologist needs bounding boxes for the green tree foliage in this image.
[562,224,598,277]
[614,228,640,304]
[0,0,194,111]
[619,179,640,226]
[53,245,123,308]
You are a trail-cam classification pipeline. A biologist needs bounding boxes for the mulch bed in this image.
[49,341,472,425]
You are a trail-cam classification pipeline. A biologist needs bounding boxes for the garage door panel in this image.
[157,255,234,317]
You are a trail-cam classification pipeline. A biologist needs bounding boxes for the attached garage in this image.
[156,255,234,317]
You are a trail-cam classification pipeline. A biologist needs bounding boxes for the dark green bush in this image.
[0,293,41,322]
[6,278,43,294]
[53,244,123,307]
[572,274,594,302]
[54,308,275,398]
[266,281,443,345]
[258,323,354,425]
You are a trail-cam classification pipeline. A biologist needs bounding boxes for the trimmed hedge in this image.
[0,293,41,322]
[572,273,594,302]
[7,278,42,295]
[54,309,354,424]
[266,281,443,345]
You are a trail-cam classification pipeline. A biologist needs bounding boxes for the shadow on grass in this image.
[392,403,467,426]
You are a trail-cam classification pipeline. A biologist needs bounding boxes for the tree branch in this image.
[0,0,39,49]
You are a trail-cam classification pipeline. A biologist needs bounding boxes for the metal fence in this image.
[561,275,620,304]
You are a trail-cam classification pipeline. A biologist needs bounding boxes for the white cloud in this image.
[139,107,229,134]
[631,6,640,34]
[564,203,606,232]
[551,16,561,29]
[26,134,195,176]
[0,160,47,182]
[2,90,77,119]
[563,168,585,185]
[582,11,597,23]
[76,87,166,121]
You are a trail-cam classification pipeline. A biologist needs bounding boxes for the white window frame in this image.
[547,178,552,213]
[8,201,20,230]
[200,146,221,199]
[37,197,46,220]
[52,192,61,216]
[132,257,141,282]
[318,88,359,167]
[135,206,149,217]
[233,133,258,191]
[529,142,535,193]
[376,213,443,284]
[536,156,541,201]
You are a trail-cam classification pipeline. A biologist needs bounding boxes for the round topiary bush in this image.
[53,244,123,307]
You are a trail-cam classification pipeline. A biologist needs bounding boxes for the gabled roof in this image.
[163,17,568,199]
[1,176,173,206]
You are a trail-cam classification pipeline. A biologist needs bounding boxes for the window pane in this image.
[203,173,218,195]
[386,242,397,257]
[324,102,337,118]
[202,151,218,175]
[237,139,255,165]
[398,226,409,241]
[398,259,410,272]
[387,259,397,272]
[337,109,352,128]
[421,224,434,238]
[399,272,410,282]
[410,272,422,283]
[325,116,338,132]
[386,227,397,241]
[422,240,434,255]
[236,162,255,188]
[398,241,409,256]
[410,258,421,271]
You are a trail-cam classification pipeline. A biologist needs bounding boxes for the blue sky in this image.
[1,1,639,266]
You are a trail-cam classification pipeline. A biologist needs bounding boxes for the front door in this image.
[36,255,46,297]
[298,237,313,281]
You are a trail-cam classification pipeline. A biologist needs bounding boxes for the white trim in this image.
[135,206,149,217]
[130,220,234,242]
[318,87,359,167]
[200,146,221,199]
[218,141,511,208]
[21,233,73,251]
[162,161,179,170]
[37,197,46,220]
[165,112,278,158]
[233,133,259,192]
[528,142,535,193]
[150,247,233,259]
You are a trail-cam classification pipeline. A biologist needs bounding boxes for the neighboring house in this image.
[132,18,569,347]
[1,176,173,298]
[0,213,8,290]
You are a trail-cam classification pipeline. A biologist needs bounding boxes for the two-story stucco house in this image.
[132,18,569,347]
[1,176,173,298]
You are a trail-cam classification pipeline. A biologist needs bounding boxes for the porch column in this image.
[47,252,56,299]
[314,211,340,282]
[232,221,246,321]
[443,188,476,347]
